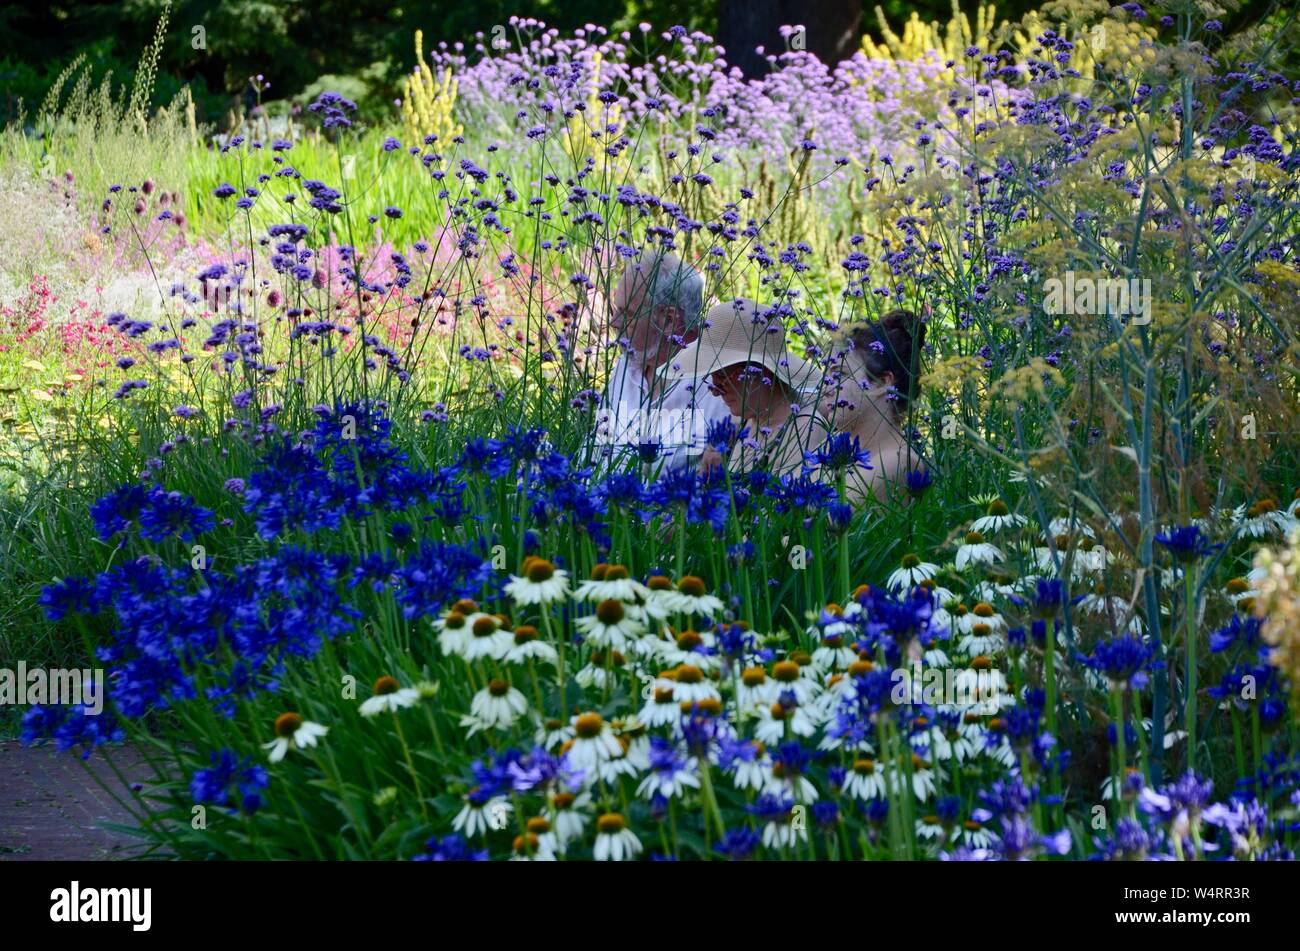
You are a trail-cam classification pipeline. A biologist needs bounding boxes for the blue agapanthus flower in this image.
[413,835,489,861]
[1155,524,1221,562]
[1084,633,1156,688]
[714,826,761,859]
[805,432,872,472]
[190,748,269,813]
[393,540,495,620]
[21,705,124,759]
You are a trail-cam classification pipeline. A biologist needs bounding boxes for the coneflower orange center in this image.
[676,575,707,597]
[574,712,604,738]
[274,712,303,737]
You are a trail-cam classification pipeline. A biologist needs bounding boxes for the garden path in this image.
[0,740,154,861]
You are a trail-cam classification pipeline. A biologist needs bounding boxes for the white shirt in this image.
[594,350,732,472]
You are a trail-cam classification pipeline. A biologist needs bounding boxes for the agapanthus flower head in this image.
[805,432,872,472]
[1085,633,1155,689]
[906,467,932,497]
[1155,524,1221,563]
[1139,770,1215,824]
[412,834,489,861]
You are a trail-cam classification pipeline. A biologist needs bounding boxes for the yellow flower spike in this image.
[401,30,464,147]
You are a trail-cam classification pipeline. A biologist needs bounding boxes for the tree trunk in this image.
[717,0,863,78]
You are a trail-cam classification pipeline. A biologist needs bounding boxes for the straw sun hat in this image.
[659,298,816,391]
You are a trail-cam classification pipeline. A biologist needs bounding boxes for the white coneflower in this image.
[598,747,640,785]
[670,663,720,703]
[810,613,858,672]
[967,600,1005,633]
[769,657,822,705]
[1238,498,1296,538]
[638,679,682,727]
[573,563,650,603]
[631,627,675,664]
[565,712,623,772]
[930,599,959,637]
[917,579,957,610]
[263,712,328,762]
[509,829,557,862]
[435,607,473,657]
[974,722,1017,767]
[903,754,937,801]
[958,617,1004,657]
[508,817,560,862]
[921,640,951,668]
[754,698,820,744]
[736,666,778,711]
[961,818,994,848]
[636,754,700,801]
[452,792,511,838]
[462,678,528,733]
[1221,576,1257,609]
[548,790,591,848]
[725,739,770,791]
[1033,533,1109,577]
[535,716,574,750]
[359,675,420,717]
[916,815,948,843]
[970,499,1027,534]
[915,724,964,764]
[619,725,652,771]
[658,628,722,670]
[969,576,1018,601]
[658,575,726,617]
[843,756,886,800]
[641,574,677,620]
[575,650,627,690]
[908,722,950,764]
[940,720,980,762]
[464,613,515,661]
[761,813,808,850]
[1075,538,1112,574]
[764,762,818,804]
[504,556,571,605]
[1048,516,1096,539]
[1078,587,1144,634]
[955,530,1003,569]
[593,812,642,861]
[574,598,644,650]
[813,671,858,721]
[505,624,559,665]
[954,660,1011,712]
[887,553,940,592]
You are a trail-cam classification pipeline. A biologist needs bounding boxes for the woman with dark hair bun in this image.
[818,308,927,503]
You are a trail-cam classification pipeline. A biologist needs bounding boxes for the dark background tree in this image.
[717,0,862,77]
[0,0,1275,126]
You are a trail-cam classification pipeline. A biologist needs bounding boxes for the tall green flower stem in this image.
[391,711,428,823]
[698,760,726,847]
[1183,567,1198,770]
[836,473,851,598]
[540,607,567,720]
[1109,687,1126,823]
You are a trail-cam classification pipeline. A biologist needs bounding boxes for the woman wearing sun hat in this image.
[660,298,832,478]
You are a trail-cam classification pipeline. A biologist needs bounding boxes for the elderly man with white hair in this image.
[594,251,732,473]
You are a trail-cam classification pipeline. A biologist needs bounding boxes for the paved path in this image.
[0,740,155,861]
